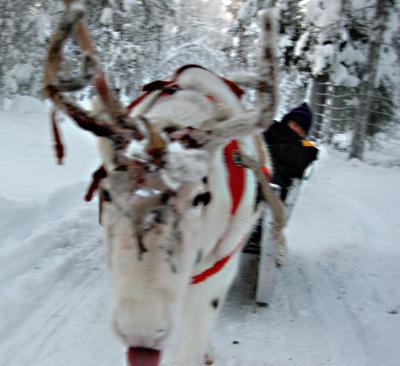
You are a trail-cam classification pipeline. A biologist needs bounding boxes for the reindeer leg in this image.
[170,254,240,366]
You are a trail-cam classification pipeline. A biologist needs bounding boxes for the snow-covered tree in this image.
[0,0,231,103]
[0,1,58,101]
[290,0,399,150]
[349,0,394,159]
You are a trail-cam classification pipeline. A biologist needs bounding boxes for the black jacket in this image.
[263,122,319,199]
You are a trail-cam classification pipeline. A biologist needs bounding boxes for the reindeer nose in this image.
[113,302,169,349]
[113,319,168,350]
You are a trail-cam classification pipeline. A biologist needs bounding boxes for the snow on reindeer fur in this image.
[162,142,209,189]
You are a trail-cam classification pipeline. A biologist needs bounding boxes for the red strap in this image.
[221,77,245,98]
[127,65,244,113]
[260,165,272,181]
[127,93,149,111]
[126,82,180,111]
[125,70,248,286]
[51,109,64,165]
[224,140,245,215]
[174,64,244,98]
[142,80,172,92]
[191,233,247,285]
[85,165,107,201]
[191,140,247,285]
[191,251,234,285]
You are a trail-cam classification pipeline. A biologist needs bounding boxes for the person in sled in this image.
[244,102,318,254]
[264,102,319,202]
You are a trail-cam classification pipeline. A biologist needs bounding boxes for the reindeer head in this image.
[95,106,212,354]
[44,1,278,364]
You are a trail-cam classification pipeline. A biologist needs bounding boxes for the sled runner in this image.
[246,159,318,306]
[255,193,280,306]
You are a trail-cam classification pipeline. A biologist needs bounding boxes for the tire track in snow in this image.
[276,166,400,366]
[0,204,120,366]
[215,156,400,366]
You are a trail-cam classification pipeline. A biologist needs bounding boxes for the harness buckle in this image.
[232,151,244,167]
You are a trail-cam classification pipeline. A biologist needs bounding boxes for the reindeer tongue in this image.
[127,347,161,366]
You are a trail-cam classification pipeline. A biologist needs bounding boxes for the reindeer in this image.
[43,1,285,365]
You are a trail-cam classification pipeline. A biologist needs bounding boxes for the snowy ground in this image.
[0,98,399,366]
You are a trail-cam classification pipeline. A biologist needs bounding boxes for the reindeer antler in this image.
[226,10,278,131]
[256,10,278,130]
[44,1,127,137]
[43,0,165,165]
[163,10,279,151]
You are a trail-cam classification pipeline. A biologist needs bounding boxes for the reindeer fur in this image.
[44,3,280,364]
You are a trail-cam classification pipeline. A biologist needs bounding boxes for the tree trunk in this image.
[349,0,388,160]
[0,2,12,108]
[258,0,277,7]
[309,73,329,140]
[325,0,349,144]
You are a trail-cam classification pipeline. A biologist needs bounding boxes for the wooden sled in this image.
[250,160,318,306]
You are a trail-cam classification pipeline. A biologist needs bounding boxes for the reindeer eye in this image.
[101,189,112,202]
[192,192,212,207]
[164,125,180,134]
[153,210,165,224]
[114,165,128,172]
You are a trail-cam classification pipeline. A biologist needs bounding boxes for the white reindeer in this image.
[43,1,285,365]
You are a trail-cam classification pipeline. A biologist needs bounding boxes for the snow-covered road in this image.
[220,151,400,365]
[0,100,399,366]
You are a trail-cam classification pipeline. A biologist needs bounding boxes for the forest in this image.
[1,0,399,159]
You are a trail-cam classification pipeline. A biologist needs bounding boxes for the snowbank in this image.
[6,95,47,115]
[0,97,399,365]
[0,96,99,201]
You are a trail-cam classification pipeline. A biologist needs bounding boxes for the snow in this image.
[331,64,360,88]
[35,12,52,45]
[301,0,341,28]
[222,148,400,365]
[1,98,400,365]
[163,142,209,186]
[294,31,309,58]
[229,70,259,86]
[100,7,114,26]
[339,43,366,66]
[0,98,99,201]
[311,44,335,76]
[332,132,352,151]
[351,0,376,9]
[237,0,257,23]
[123,0,137,12]
[4,65,35,94]
[6,96,46,115]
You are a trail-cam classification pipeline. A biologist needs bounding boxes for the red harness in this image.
[126,67,249,285]
[85,65,267,285]
[190,139,247,285]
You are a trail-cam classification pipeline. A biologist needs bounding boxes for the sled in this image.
[254,184,282,306]
[251,162,318,306]
[254,206,278,306]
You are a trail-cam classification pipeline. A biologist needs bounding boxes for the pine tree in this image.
[367,80,396,136]
[349,0,390,159]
